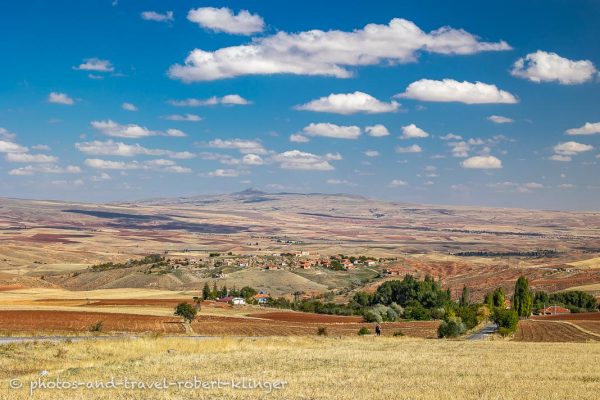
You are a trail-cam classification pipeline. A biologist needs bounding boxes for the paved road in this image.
[467,323,498,340]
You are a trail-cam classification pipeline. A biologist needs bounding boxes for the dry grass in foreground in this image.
[1,337,600,399]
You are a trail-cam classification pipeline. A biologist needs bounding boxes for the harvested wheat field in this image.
[2,337,600,399]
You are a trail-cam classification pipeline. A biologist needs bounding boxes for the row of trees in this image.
[200,282,258,302]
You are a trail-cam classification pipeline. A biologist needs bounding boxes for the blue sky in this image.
[1,0,599,210]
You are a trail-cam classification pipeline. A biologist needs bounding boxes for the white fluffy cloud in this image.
[440,133,462,140]
[90,120,185,138]
[488,115,514,124]
[364,150,380,157]
[9,165,81,176]
[289,134,310,143]
[208,138,266,154]
[163,114,202,122]
[169,18,510,81]
[168,95,251,106]
[241,154,265,165]
[187,7,264,35]
[295,92,399,115]
[85,158,190,173]
[301,123,361,139]
[566,122,600,136]
[511,50,597,84]
[207,168,244,177]
[395,144,422,154]
[449,141,470,157]
[75,140,195,159]
[461,155,502,169]
[122,102,138,111]
[5,153,58,163]
[0,128,16,141]
[0,140,27,153]
[400,124,429,139]
[365,124,389,137]
[550,141,594,161]
[388,179,408,188]
[141,11,174,22]
[399,79,518,104]
[271,150,341,171]
[73,58,114,72]
[48,92,75,105]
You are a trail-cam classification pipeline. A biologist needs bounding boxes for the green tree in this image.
[211,282,218,299]
[493,287,505,308]
[459,286,470,307]
[202,282,210,300]
[513,276,533,318]
[483,292,494,309]
[174,302,197,323]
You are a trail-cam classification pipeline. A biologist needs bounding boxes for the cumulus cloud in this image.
[400,124,429,139]
[208,138,266,154]
[550,141,594,161]
[242,154,265,165]
[207,168,244,177]
[440,133,462,140]
[295,92,399,115]
[488,115,514,124]
[73,58,114,72]
[141,11,174,22]
[395,144,422,154]
[122,102,138,111]
[511,50,597,84]
[449,141,470,157]
[0,140,27,153]
[48,92,75,105]
[32,144,51,151]
[5,153,58,163]
[365,124,389,137]
[168,18,510,82]
[301,123,361,139]
[168,95,251,106]
[289,134,310,143]
[326,179,355,186]
[388,179,408,188]
[461,155,502,169]
[271,150,340,171]
[399,79,518,104]
[163,114,202,122]
[90,172,112,181]
[85,158,190,173]
[364,150,380,157]
[9,165,81,176]
[0,128,16,141]
[90,120,186,138]
[75,140,195,159]
[187,7,264,35]
[566,122,600,136]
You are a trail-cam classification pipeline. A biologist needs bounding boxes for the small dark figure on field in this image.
[375,323,382,336]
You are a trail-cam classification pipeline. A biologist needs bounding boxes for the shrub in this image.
[404,305,432,321]
[174,302,197,323]
[89,320,103,332]
[437,317,466,338]
[363,310,382,323]
[492,308,519,335]
[389,302,404,318]
[393,330,405,337]
[431,307,446,320]
[386,308,398,322]
[358,327,371,336]
[317,327,328,336]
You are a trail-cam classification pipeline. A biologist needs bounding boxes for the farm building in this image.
[254,291,269,304]
[540,306,571,315]
[231,297,246,305]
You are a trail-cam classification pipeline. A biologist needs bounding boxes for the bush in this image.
[393,330,405,337]
[358,327,371,336]
[363,310,382,323]
[492,308,519,335]
[437,317,466,338]
[317,327,328,336]
[431,307,446,320]
[89,320,103,332]
[404,305,432,321]
[389,302,404,318]
[174,302,197,323]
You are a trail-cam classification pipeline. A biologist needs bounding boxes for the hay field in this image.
[2,337,600,399]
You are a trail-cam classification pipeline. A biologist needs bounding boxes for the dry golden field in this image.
[2,337,600,399]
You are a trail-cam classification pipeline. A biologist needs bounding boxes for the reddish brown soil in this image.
[531,312,600,321]
[0,284,25,291]
[249,311,363,323]
[514,320,599,342]
[0,310,184,333]
[192,315,439,338]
